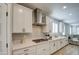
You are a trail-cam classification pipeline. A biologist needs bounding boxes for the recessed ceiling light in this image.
[63,6,67,9]
[69,13,72,16]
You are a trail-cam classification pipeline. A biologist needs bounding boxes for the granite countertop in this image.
[13,37,67,51]
[52,37,66,40]
[12,41,37,51]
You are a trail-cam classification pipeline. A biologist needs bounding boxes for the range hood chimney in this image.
[33,8,46,26]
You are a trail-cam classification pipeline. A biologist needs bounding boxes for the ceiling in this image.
[21,3,79,25]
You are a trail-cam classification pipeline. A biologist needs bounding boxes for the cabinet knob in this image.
[22,28,25,32]
[43,49,46,51]
[24,53,28,55]
[24,49,29,51]
[60,41,62,44]
[54,43,55,46]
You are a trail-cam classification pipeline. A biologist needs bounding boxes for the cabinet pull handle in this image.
[43,49,46,51]
[22,28,25,32]
[24,49,29,51]
[54,43,55,46]
[24,53,28,55]
[60,41,62,44]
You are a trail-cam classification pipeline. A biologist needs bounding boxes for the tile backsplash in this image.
[12,33,44,44]
[12,34,24,44]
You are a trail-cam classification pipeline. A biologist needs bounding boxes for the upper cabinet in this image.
[12,4,32,33]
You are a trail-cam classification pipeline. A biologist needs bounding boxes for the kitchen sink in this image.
[32,39,48,43]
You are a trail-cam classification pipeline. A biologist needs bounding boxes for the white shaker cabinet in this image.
[36,42,50,55]
[13,46,36,55]
[49,41,56,54]
[63,39,68,46]
[55,40,61,50]
[24,6,32,33]
[49,39,68,54]
[12,4,32,33]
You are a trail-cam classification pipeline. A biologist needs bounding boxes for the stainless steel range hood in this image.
[33,8,46,26]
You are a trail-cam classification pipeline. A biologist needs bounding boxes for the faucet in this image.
[43,32,52,40]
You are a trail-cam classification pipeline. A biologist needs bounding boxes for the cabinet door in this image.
[49,41,56,54]
[36,42,50,55]
[56,40,61,50]
[63,39,68,46]
[53,40,59,52]
[13,4,25,33]
[13,46,36,55]
[59,39,64,48]
[60,39,67,48]
[65,39,68,45]
[23,46,36,55]
[49,40,60,54]
[24,7,32,33]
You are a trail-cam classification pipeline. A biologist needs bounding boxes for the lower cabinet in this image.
[49,41,57,54]
[63,39,68,46]
[13,46,36,55]
[36,42,50,55]
[49,39,68,54]
[59,39,64,48]
[55,40,61,51]
[13,39,68,55]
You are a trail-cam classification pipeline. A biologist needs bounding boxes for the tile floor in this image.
[53,44,79,55]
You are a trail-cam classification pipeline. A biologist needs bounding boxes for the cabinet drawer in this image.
[24,46,36,52]
[13,46,36,55]
[13,49,24,55]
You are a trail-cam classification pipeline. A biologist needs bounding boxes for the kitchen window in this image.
[63,24,65,35]
[59,22,63,33]
[77,26,79,34]
[72,26,77,35]
[69,26,72,35]
[52,21,58,33]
